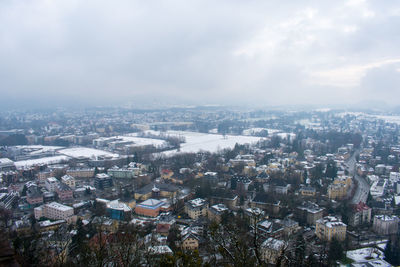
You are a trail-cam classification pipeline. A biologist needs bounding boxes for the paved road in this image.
[346,150,370,204]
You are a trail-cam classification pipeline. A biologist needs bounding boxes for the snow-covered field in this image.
[120,135,168,148]
[15,155,70,169]
[157,131,264,155]
[58,147,119,159]
[346,247,384,262]
[337,112,400,125]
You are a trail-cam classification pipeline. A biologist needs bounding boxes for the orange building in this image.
[135,198,167,217]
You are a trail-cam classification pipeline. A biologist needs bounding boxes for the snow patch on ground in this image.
[346,247,384,262]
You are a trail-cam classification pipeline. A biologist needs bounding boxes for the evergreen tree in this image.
[328,238,344,265]
[295,235,306,266]
[384,235,400,265]
[21,185,27,196]
[384,239,393,264]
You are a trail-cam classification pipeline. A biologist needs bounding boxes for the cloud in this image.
[0,0,399,109]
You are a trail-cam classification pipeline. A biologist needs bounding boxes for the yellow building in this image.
[328,176,352,200]
[334,176,352,187]
[182,233,200,251]
[134,183,178,201]
[299,187,316,197]
[315,216,347,242]
[328,183,347,200]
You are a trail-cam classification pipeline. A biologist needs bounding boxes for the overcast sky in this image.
[1,0,400,109]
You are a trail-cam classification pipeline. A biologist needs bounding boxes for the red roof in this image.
[353,201,370,212]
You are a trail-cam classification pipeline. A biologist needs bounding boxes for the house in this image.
[260,238,286,264]
[348,202,371,227]
[185,198,208,220]
[61,175,76,189]
[156,214,175,236]
[181,227,202,251]
[207,203,228,223]
[56,183,74,202]
[315,216,347,242]
[26,185,43,206]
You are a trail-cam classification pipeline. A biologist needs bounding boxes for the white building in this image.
[45,177,59,192]
[34,202,74,223]
[373,215,399,235]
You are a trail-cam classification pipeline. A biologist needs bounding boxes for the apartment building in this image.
[61,175,76,189]
[45,177,59,192]
[185,198,208,220]
[34,202,74,223]
[315,216,347,242]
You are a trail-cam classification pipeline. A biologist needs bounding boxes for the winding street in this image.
[346,149,370,204]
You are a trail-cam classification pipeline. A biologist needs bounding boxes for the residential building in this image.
[315,216,347,242]
[207,203,228,223]
[45,177,59,192]
[328,183,347,200]
[66,168,95,178]
[38,170,53,182]
[185,198,208,220]
[26,185,43,206]
[94,173,113,190]
[61,175,76,189]
[373,215,399,235]
[56,183,74,202]
[107,166,139,179]
[260,238,286,264]
[156,214,175,236]
[34,202,74,223]
[348,202,371,227]
[181,232,200,251]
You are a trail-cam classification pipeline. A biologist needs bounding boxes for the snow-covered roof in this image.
[107,200,131,212]
[261,237,285,251]
[316,216,346,228]
[139,198,164,207]
[47,202,73,212]
[188,198,207,208]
